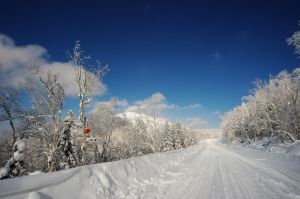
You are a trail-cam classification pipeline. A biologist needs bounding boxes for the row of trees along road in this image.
[221,21,300,144]
[0,41,196,180]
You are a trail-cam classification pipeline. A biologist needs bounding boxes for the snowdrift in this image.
[1,140,300,199]
[0,145,200,199]
[222,139,300,183]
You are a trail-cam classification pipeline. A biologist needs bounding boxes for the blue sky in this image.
[1,0,300,128]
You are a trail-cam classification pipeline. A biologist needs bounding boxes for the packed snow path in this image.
[1,140,300,199]
[151,140,300,199]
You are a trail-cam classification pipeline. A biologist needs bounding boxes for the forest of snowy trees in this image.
[221,23,300,144]
[0,42,196,180]
[221,68,300,144]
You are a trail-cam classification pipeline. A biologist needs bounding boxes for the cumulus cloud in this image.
[124,92,202,116]
[92,92,205,129]
[126,92,175,114]
[39,62,107,96]
[0,34,107,96]
[184,117,208,129]
[0,34,47,87]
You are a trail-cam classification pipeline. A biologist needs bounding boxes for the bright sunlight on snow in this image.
[1,139,300,199]
[1,1,300,199]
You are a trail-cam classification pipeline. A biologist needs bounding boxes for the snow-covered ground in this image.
[1,139,300,199]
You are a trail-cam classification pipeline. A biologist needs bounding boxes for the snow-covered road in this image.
[1,139,300,199]
[148,140,300,199]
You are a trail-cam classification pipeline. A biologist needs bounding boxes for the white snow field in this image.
[1,139,300,199]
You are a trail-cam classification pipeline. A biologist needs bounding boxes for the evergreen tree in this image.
[57,111,78,169]
[0,135,28,180]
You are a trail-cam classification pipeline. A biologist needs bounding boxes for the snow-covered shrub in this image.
[0,136,28,180]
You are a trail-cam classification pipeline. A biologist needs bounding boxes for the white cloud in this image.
[0,34,47,88]
[92,92,205,129]
[184,117,208,129]
[126,92,202,114]
[125,92,201,115]
[0,34,47,69]
[39,62,106,96]
[0,34,107,96]
[123,92,204,128]
[126,92,175,114]
[114,99,129,107]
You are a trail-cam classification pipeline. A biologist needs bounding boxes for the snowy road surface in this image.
[1,139,300,199]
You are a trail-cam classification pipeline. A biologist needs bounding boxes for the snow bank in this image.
[1,140,299,199]
[0,145,200,199]
[221,139,300,182]
[228,137,300,159]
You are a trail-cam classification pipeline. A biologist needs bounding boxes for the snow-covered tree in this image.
[0,135,28,180]
[56,111,78,170]
[70,41,109,128]
[0,135,12,168]
[0,89,24,148]
[181,127,196,147]
[222,68,300,143]
[24,66,65,171]
[161,122,173,151]
[171,122,184,149]
[287,21,300,57]
[131,117,149,155]
[146,113,164,152]
[85,99,124,163]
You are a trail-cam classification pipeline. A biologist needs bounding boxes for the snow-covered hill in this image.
[1,139,300,199]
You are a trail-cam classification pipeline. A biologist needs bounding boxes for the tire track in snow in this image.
[220,146,279,199]
[125,145,206,199]
[216,144,300,198]
[142,141,300,199]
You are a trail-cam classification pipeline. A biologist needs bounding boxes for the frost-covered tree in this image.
[24,66,65,171]
[56,111,78,170]
[70,41,109,127]
[146,114,164,152]
[0,135,28,180]
[222,68,300,143]
[287,21,300,57]
[161,122,173,151]
[84,99,128,163]
[132,117,149,155]
[0,135,12,168]
[181,127,196,148]
[171,122,184,149]
[0,90,24,148]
